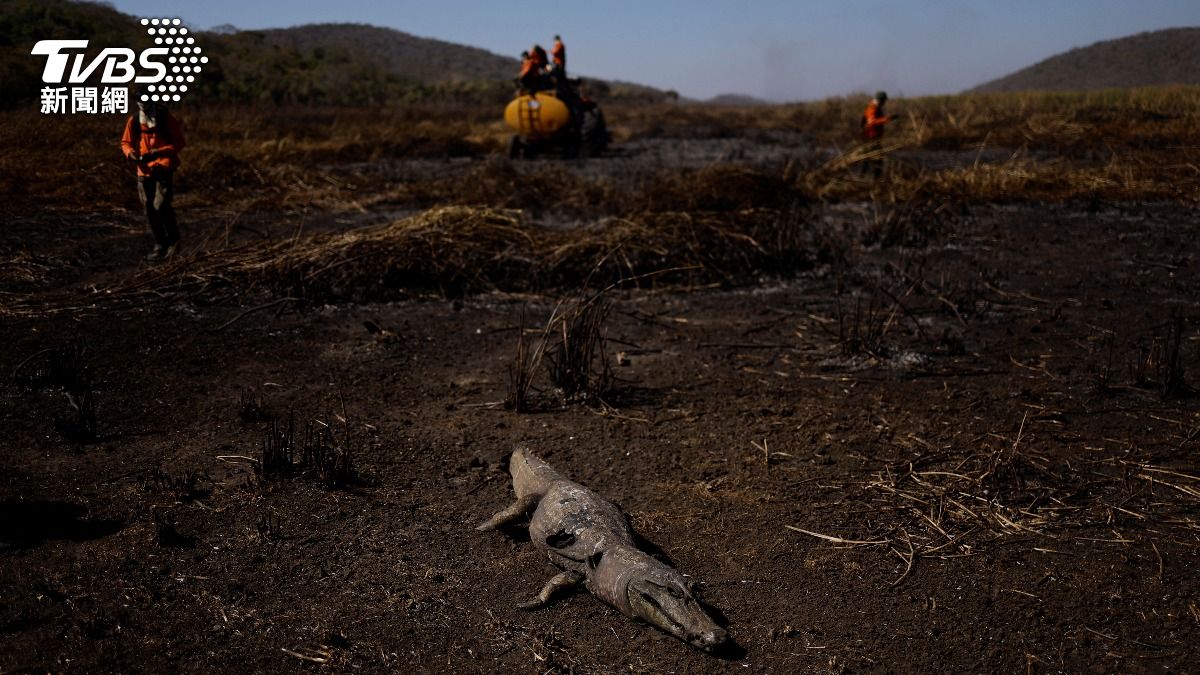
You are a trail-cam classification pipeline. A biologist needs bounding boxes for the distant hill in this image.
[973,27,1200,93]
[703,94,770,106]
[0,0,667,107]
[200,22,521,105]
[0,0,150,107]
[238,24,520,85]
[202,23,667,105]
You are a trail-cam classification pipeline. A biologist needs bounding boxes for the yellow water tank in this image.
[504,93,571,140]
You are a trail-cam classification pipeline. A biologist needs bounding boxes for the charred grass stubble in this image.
[507,291,615,412]
[826,265,946,361]
[1085,309,1197,399]
[255,410,358,488]
[238,387,268,423]
[13,341,99,444]
[1122,309,1194,399]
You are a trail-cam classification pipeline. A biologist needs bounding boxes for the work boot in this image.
[145,245,167,263]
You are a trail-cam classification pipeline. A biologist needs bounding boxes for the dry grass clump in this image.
[109,207,539,304]
[916,158,1187,202]
[257,206,540,299]
[538,209,820,289]
[97,204,826,305]
[792,421,1200,586]
[809,150,1196,204]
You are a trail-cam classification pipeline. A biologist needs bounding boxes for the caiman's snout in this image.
[628,575,727,652]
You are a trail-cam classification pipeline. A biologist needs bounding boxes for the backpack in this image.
[129,106,172,150]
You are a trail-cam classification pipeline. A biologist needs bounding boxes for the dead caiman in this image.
[477,447,728,652]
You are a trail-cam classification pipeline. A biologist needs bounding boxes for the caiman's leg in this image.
[516,570,584,610]
[476,494,539,531]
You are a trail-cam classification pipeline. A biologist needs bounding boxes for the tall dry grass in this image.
[86,205,829,306]
[610,87,1200,202]
[0,105,505,214]
[4,86,1200,310]
[4,87,1199,217]
[615,86,1200,151]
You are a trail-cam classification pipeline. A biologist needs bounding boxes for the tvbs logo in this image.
[32,17,207,114]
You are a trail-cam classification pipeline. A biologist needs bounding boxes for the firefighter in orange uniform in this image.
[530,44,548,73]
[551,35,566,76]
[518,50,535,87]
[121,94,186,262]
[861,91,894,178]
[519,46,551,91]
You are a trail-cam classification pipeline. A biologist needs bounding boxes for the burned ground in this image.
[2,97,1200,673]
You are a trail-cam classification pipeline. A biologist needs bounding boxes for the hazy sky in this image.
[110,0,1200,101]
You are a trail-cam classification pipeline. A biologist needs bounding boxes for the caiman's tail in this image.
[476,447,569,532]
[510,446,566,499]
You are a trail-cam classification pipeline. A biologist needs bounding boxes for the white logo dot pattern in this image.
[140,18,205,103]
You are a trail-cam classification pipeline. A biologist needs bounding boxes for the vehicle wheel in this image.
[580,109,608,157]
[561,133,581,159]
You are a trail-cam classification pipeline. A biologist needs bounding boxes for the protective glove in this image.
[141,150,159,161]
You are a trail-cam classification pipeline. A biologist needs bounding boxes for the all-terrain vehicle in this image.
[504,81,608,159]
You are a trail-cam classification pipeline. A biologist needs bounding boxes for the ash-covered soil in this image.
[2,141,1200,673]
